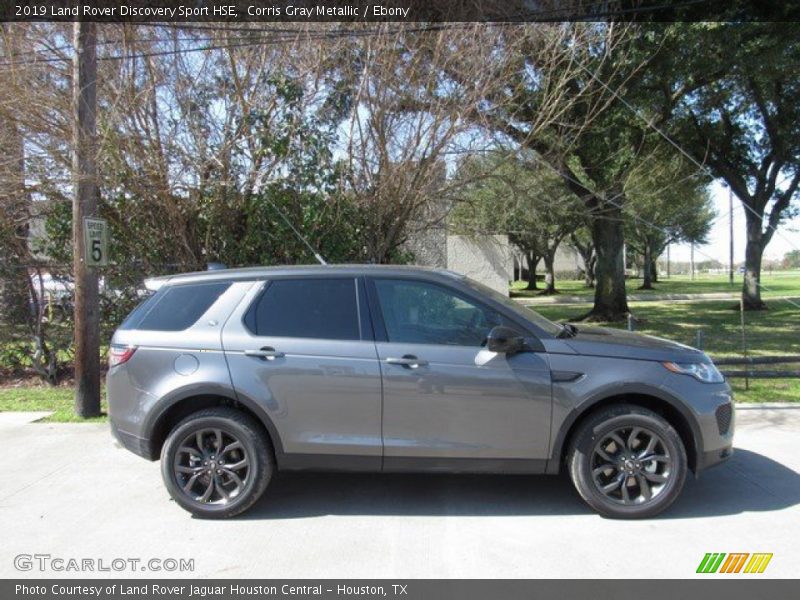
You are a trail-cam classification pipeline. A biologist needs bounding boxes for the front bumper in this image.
[658,373,735,475]
[693,393,735,475]
[698,445,734,472]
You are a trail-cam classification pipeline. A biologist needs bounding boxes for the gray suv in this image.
[108,265,734,519]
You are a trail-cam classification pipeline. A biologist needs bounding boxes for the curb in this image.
[514,293,799,306]
[734,403,800,409]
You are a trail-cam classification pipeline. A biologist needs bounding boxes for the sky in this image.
[668,180,800,266]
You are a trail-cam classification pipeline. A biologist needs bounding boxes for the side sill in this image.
[383,457,547,474]
[277,454,549,474]
[278,453,381,472]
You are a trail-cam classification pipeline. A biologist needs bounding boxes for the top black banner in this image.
[2,0,800,23]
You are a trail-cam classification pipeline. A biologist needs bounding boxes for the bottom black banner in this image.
[4,580,799,600]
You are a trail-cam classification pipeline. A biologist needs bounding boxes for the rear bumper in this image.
[110,419,158,461]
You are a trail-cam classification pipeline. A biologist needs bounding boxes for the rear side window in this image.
[244,278,360,340]
[120,282,231,331]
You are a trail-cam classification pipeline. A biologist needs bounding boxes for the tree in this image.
[783,250,800,270]
[338,26,499,263]
[623,145,715,289]
[44,65,368,276]
[40,26,369,280]
[419,22,652,319]
[372,23,642,313]
[646,23,800,308]
[0,23,69,384]
[449,152,584,294]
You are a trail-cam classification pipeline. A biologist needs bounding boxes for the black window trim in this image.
[364,275,545,352]
[242,275,368,342]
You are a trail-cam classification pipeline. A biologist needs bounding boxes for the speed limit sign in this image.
[83,217,109,267]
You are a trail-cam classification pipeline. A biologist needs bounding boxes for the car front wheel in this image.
[160,407,274,518]
[567,404,688,518]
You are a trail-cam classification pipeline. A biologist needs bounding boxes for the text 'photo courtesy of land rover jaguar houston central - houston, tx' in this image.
[107,265,734,519]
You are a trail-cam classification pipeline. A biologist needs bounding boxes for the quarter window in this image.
[245,278,360,341]
[122,282,231,332]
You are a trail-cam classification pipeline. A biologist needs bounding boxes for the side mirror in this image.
[486,326,526,354]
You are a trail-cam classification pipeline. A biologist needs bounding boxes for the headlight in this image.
[662,361,724,383]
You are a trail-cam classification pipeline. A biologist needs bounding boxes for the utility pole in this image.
[729,185,735,285]
[72,22,101,418]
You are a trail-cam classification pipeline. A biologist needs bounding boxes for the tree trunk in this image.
[650,257,659,283]
[742,210,766,310]
[581,204,629,321]
[639,243,654,290]
[584,255,596,288]
[525,252,540,290]
[541,251,556,294]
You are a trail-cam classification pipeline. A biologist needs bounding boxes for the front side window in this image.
[373,279,509,346]
[245,278,360,341]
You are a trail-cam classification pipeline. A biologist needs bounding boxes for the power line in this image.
[0,22,472,69]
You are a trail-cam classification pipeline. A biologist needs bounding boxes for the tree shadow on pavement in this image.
[241,448,799,520]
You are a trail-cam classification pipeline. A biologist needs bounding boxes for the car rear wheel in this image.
[567,404,687,518]
[160,407,274,518]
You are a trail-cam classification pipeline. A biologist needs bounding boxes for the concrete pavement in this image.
[1,407,798,579]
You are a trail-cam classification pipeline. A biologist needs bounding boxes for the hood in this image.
[562,326,706,363]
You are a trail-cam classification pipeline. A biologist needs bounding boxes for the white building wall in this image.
[446,235,513,296]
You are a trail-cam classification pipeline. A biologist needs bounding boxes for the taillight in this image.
[109,345,137,367]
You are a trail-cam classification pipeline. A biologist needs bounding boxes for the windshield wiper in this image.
[556,322,579,339]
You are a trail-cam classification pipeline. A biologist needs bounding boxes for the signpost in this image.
[82,217,108,267]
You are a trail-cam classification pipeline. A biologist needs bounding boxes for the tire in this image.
[567,404,687,519]
[160,407,274,518]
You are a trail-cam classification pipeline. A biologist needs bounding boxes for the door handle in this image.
[244,347,285,360]
[385,355,428,369]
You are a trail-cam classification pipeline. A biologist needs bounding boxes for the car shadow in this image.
[666,448,800,519]
[240,448,799,520]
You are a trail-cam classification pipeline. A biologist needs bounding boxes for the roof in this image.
[144,264,464,289]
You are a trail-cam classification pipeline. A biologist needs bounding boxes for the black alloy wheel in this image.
[161,407,273,518]
[568,404,688,518]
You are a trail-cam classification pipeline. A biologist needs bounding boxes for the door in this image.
[368,277,552,471]
[222,277,382,469]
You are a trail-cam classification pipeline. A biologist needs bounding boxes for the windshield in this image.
[462,277,562,336]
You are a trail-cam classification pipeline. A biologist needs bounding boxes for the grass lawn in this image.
[511,271,800,298]
[0,385,107,422]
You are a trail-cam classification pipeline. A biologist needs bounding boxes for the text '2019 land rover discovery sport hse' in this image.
[108,265,734,519]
